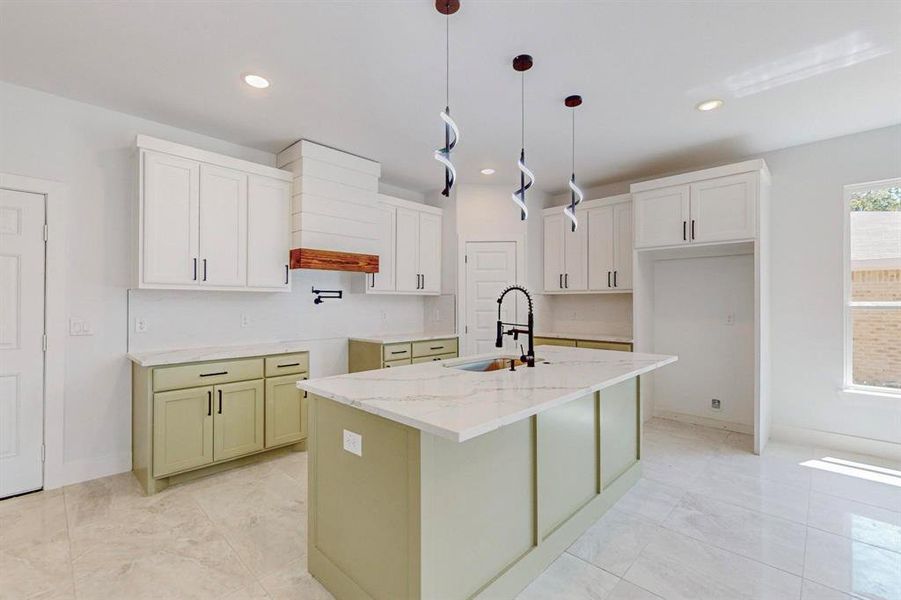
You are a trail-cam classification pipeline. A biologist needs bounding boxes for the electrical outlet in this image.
[711,398,722,411]
[69,317,94,336]
[134,318,148,333]
[240,314,250,328]
[343,429,362,457]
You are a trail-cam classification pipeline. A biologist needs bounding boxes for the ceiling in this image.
[2,1,899,194]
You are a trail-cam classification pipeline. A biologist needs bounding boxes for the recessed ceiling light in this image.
[696,99,724,112]
[480,168,496,175]
[243,74,270,89]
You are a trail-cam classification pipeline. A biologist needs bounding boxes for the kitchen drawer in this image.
[264,353,310,377]
[384,357,412,368]
[411,352,457,364]
[383,342,412,361]
[576,340,632,352]
[534,337,577,347]
[412,338,458,358]
[153,358,264,392]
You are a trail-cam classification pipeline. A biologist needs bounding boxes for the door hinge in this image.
[464,325,468,333]
[42,334,48,352]
[464,254,468,263]
[41,445,45,462]
[43,223,49,241]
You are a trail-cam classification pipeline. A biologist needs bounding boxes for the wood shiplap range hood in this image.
[276,140,382,274]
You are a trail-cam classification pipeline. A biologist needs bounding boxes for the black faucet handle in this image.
[509,359,516,372]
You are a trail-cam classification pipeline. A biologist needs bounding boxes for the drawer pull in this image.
[390,350,407,355]
[199,371,228,378]
[430,345,444,350]
[277,362,300,368]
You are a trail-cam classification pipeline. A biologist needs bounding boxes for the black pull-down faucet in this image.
[495,285,535,367]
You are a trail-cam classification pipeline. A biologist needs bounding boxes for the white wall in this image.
[652,255,755,429]
[0,82,428,485]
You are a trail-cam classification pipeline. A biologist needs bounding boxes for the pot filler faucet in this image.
[495,285,535,367]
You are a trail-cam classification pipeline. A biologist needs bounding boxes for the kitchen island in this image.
[298,345,677,600]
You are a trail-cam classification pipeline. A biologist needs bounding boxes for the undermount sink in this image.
[445,356,541,372]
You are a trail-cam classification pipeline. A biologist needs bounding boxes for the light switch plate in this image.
[343,429,362,457]
[69,317,94,336]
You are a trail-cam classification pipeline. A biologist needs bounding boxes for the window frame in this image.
[842,177,901,395]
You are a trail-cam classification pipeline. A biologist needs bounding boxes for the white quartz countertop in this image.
[535,332,633,344]
[298,345,676,443]
[128,341,312,367]
[348,333,458,344]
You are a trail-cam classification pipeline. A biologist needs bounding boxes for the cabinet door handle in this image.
[613,270,618,287]
[683,221,687,241]
[202,258,208,281]
[207,390,212,416]
[421,274,425,289]
[199,371,227,377]
[691,219,696,240]
[277,362,300,368]
[565,273,569,288]
[559,274,563,289]
[370,273,375,288]
[217,389,222,414]
[285,265,289,285]
[193,258,198,281]
[607,271,611,288]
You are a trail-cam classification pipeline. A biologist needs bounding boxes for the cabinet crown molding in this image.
[629,159,769,193]
[136,135,292,181]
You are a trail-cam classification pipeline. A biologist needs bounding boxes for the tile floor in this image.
[1,419,899,599]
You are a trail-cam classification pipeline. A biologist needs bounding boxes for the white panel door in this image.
[563,209,588,291]
[587,206,614,290]
[395,207,419,292]
[199,164,247,287]
[633,184,690,248]
[142,151,199,285]
[247,176,290,289]
[612,202,633,290]
[465,242,517,355]
[689,172,758,244]
[543,213,565,292]
[368,204,396,292]
[0,189,45,497]
[418,212,441,293]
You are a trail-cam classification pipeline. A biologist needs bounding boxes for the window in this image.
[844,179,901,393]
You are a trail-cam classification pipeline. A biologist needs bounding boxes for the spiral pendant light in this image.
[563,94,584,231]
[434,0,460,197]
[512,54,534,220]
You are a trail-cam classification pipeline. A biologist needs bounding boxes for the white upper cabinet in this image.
[543,212,565,292]
[199,164,247,287]
[545,195,630,294]
[137,136,293,292]
[689,172,757,244]
[247,176,291,289]
[368,196,442,295]
[418,212,442,293]
[368,203,396,292]
[631,161,765,250]
[141,151,199,286]
[633,185,689,249]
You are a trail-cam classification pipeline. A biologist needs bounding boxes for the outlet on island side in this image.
[343,429,362,457]
[711,398,722,411]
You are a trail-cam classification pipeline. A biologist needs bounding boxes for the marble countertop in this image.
[298,346,676,443]
[535,332,633,344]
[128,341,312,367]
[348,332,458,344]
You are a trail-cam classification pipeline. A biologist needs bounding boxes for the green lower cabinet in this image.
[577,340,633,352]
[533,337,577,347]
[213,379,265,462]
[266,373,308,448]
[152,386,214,477]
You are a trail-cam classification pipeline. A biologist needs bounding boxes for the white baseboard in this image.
[770,424,901,462]
[652,409,753,435]
[46,452,132,489]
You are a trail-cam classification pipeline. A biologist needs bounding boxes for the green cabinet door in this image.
[153,386,214,477]
[265,373,308,448]
[600,377,639,489]
[213,379,265,461]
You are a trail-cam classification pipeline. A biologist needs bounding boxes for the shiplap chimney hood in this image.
[276,140,381,274]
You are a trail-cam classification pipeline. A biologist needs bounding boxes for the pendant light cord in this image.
[446,7,450,107]
[572,108,575,174]
[521,72,525,149]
